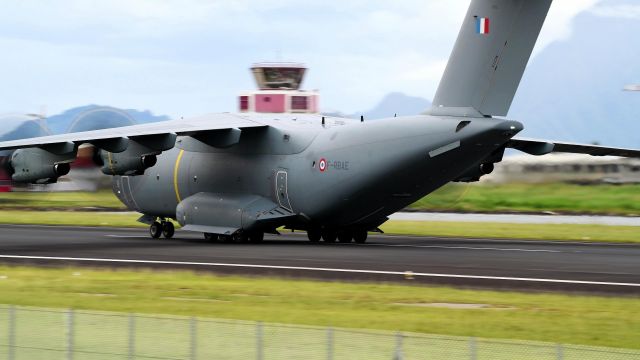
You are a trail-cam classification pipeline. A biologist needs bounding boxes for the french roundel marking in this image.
[319,158,327,172]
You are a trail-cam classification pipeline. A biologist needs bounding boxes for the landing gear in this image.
[307,229,322,243]
[322,230,338,243]
[149,222,162,239]
[162,221,175,239]
[149,220,175,239]
[202,231,264,243]
[248,231,264,243]
[338,230,353,243]
[353,230,368,244]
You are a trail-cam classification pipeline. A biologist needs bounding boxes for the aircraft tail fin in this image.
[428,0,552,117]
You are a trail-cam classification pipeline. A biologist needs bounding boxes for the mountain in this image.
[45,105,170,134]
[509,11,640,148]
[325,92,431,119]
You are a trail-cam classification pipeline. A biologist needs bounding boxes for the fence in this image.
[0,305,638,360]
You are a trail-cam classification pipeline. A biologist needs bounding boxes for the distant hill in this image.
[325,92,431,119]
[327,11,640,150]
[509,11,640,148]
[45,105,170,134]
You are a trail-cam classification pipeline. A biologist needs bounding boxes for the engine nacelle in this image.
[97,134,176,176]
[99,150,157,176]
[10,148,75,184]
[454,163,494,183]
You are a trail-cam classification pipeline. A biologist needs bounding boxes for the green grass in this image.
[410,182,640,215]
[0,210,144,227]
[2,182,640,216]
[380,221,640,243]
[0,265,637,349]
[0,190,125,210]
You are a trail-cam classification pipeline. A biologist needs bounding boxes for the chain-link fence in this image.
[0,305,638,360]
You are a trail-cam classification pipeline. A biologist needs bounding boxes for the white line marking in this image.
[364,243,564,253]
[105,235,565,252]
[106,235,150,238]
[0,254,637,288]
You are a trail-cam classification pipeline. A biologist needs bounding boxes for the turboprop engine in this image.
[97,149,157,176]
[9,144,77,184]
[96,134,176,176]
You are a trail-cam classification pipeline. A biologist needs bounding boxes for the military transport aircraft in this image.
[1,0,639,244]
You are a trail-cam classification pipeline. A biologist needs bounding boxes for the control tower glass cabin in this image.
[239,63,319,114]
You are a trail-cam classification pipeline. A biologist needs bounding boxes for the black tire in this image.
[307,229,322,243]
[236,232,249,243]
[353,230,368,244]
[220,235,234,243]
[149,222,162,239]
[249,232,264,243]
[162,221,175,239]
[204,233,217,241]
[338,231,353,243]
[322,230,338,243]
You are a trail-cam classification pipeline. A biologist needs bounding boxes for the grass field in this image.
[3,183,640,216]
[0,189,124,210]
[409,183,640,215]
[0,265,637,349]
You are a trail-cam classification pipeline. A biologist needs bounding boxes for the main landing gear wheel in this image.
[353,230,368,244]
[338,231,353,243]
[307,229,322,243]
[149,222,162,239]
[204,233,216,241]
[248,232,264,243]
[162,221,175,239]
[322,230,338,243]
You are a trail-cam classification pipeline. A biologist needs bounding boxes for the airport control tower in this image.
[238,63,319,114]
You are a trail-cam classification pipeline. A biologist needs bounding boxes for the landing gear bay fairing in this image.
[1,0,639,243]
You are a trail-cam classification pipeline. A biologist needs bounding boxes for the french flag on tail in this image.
[476,17,490,35]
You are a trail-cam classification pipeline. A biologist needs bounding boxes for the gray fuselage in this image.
[113,113,521,232]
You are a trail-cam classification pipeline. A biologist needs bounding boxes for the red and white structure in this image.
[238,63,319,114]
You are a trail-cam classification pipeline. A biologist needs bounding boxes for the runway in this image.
[0,224,638,294]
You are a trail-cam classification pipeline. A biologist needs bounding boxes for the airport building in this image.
[238,63,319,114]
[485,153,640,184]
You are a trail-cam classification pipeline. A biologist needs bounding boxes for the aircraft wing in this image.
[0,113,265,151]
[507,138,640,158]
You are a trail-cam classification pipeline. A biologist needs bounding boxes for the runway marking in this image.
[0,254,638,288]
[104,235,565,252]
[106,235,150,238]
[364,243,564,253]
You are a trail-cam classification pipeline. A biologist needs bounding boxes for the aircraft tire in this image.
[338,231,353,243]
[307,229,322,243]
[204,233,216,241]
[220,235,234,243]
[162,221,175,239]
[149,222,162,239]
[249,232,264,243]
[322,230,338,243]
[353,230,368,244]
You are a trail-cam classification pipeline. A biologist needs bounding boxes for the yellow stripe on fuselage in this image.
[173,149,185,203]
[107,152,115,175]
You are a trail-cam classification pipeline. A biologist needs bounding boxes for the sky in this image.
[0,0,635,118]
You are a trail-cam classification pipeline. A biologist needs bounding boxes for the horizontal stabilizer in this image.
[507,138,640,158]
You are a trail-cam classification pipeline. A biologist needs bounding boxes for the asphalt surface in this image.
[0,224,638,294]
